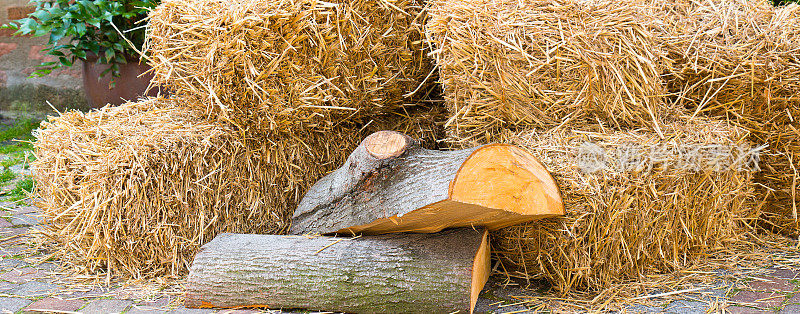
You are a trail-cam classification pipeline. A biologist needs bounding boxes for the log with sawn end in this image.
[184,228,491,313]
[290,130,564,235]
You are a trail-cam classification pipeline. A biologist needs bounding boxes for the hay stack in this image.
[480,120,759,292]
[646,0,800,235]
[32,97,444,278]
[650,0,800,115]
[146,0,431,133]
[425,0,679,143]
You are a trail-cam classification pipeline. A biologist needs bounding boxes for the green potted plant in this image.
[2,0,161,107]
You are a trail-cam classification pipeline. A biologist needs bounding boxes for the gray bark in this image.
[184,228,486,313]
[291,131,478,235]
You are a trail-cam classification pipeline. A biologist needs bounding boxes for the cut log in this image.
[184,228,491,313]
[290,130,564,235]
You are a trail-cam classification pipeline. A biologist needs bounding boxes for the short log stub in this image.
[184,228,491,313]
[290,130,564,235]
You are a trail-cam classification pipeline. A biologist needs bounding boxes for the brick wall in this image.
[0,0,85,110]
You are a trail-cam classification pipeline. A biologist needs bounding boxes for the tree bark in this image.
[290,130,564,236]
[184,228,491,314]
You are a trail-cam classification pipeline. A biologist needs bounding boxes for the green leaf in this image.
[14,18,36,35]
[2,0,160,78]
[32,28,49,37]
[29,10,49,20]
[73,22,86,35]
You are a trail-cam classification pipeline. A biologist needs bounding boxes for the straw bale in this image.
[31,97,444,278]
[473,120,760,292]
[643,0,800,235]
[425,0,679,143]
[649,0,800,115]
[145,0,431,133]
[754,122,800,236]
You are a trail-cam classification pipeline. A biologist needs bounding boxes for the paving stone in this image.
[31,262,60,273]
[9,164,31,177]
[663,300,710,314]
[0,296,32,312]
[473,297,528,313]
[0,202,17,209]
[54,286,113,299]
[0,245,27,257]
[8,213,41,226]
[217,310,260,314]
[9,280,63,297]
[726,306,771,314]
[0,257,27,270]
[781,304,800,314]
[0,281,19,292]
[8,206,38,215]
[110,286,153,300]
[747,277,797,292]
[0,227,28,241]
[0,267,45,283]
[787,293,800,304]
[23,297,86,313]
[215,310,264,314]
[80,299,134,314]
[135,297,171,308]
[19,199,39,207]
[127,305,171,314]
[767,267,800,280]
[0,218,13,228]
[731,289,786,309]
[167,307,217,314]
[709,287,731,299]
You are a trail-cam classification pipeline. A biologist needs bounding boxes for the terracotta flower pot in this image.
[82,55,162,108]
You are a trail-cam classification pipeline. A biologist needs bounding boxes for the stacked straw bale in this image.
[643,0,800,235]
[487,120,759,292]
[32,97,444,278]
[425,0,680,143]
[146,0,431,133]
[426,0,780,292]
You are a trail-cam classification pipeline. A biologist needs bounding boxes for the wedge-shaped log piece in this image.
[184,228,491,313]
[290,130,564,235]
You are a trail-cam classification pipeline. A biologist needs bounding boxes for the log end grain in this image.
[450,144,564,220]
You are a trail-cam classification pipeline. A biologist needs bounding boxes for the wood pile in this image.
[291,131,563,235]
[186,229,491,313]
[184,131,564,313]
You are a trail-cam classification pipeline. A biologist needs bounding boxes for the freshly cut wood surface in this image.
[184,228,491,314]
[290,131,564,235]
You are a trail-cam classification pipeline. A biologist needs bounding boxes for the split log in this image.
[290,130,564,235]
[184,228,491,314]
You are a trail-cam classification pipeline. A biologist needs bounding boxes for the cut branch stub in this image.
[184,228,491,313]
[290,130,564,235]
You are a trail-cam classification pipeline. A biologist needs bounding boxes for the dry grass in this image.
[425,0,680,143]
[31,97,444,279]
[639,0,800,235]
[475,119,761,293]
[145,0,432,133]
